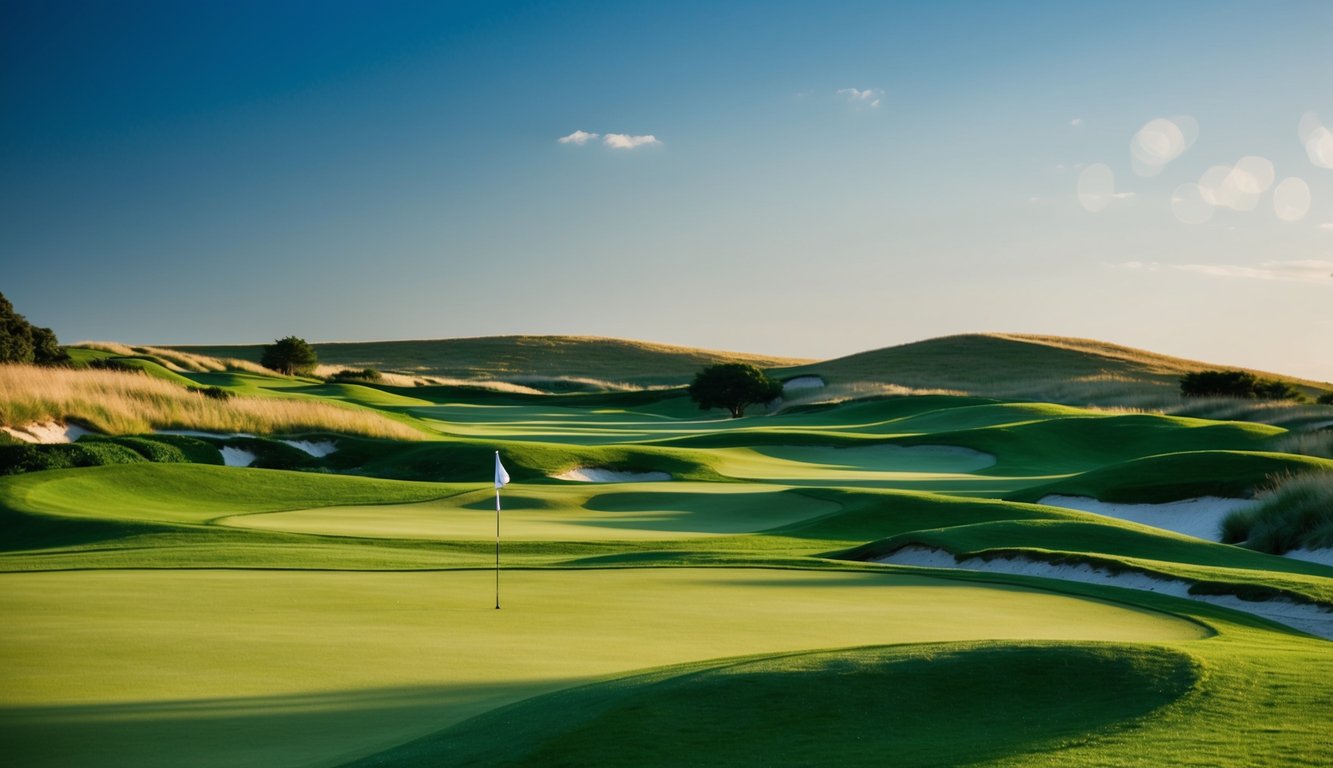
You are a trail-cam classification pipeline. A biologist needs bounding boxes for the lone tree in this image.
[687,363,783,418]
[260,336,318,375]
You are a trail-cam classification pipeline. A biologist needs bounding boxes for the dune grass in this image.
[1222,472,1333,553]
[74,341,275,376]
[0,364,423,439]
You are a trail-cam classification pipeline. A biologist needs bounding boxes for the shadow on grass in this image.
[342,641,1200,768]
[0,680,572,768]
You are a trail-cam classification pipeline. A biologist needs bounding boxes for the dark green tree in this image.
[687,363,783,418]
[1318,392,1333,406]
[30,326,70,365]
[260,336,318,375]
[0,292,35,363]
[1180,370,1260,399]
[0,291,67,364]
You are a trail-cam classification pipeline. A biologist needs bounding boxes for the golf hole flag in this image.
[493,451,508,609]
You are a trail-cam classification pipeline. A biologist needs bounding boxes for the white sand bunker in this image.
[2,421,95,444]
[281,439,338,457]
[553,468,672,483]
[219,446,256,468]
[1284,548,1333,568]
[783,376,826,391]
[1037,495,1258,542]
[877,546,1333,641]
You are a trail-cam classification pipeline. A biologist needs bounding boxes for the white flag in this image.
[494,451,510,489]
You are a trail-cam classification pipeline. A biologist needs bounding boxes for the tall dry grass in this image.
[75,342,275,376]
[0,365,422,439]
[1221,471,1333,553]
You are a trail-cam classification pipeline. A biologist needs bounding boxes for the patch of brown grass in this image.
[0,365,422,439]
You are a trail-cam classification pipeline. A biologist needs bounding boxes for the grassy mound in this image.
[1007,451,1333,503]
[346,642,1197,768]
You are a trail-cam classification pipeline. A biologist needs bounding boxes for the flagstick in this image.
[495,485,501,610]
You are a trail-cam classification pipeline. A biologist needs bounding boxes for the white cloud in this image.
[1119,260,1333,283]
[1110,192,1136,199]
[558,130,599,145]
[837,88,883,107]
[1070,117,1083,126]
[602,133,660,149]
[1318,222,1333,231]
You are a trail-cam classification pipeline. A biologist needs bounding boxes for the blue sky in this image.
[3,1,1331,379]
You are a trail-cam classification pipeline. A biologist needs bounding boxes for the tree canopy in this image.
[0,291,69,365]
[687,363,783,418]
[260,336,319,376]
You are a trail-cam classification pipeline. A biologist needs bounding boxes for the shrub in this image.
[1180,370,1305,401]
[188,386,235,400]
[1318,392,1333,406]
[331,368,383,383]
[0,442,146,475]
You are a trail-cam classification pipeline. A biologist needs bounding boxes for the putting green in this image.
[0,567,1205,768]
[222,484,839,540]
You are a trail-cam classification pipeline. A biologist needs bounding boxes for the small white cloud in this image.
[558,130,599,145]
[603,133,660,149]
[1317,222,1333,231]
[1070,118,1083,126]
[837,88,884,107]
[1111,192,1136,199]
[1119,259,1333,283]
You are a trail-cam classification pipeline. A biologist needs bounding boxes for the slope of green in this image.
[1008,451,1333,503]
[349,642,1199,768]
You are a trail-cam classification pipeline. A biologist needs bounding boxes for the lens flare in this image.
[1131,116,1198,177]
[1272,177,1311,221]
[1077,163,1116,212]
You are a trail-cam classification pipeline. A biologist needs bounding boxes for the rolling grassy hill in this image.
[171,335,811,386]
[775,333,1333,408]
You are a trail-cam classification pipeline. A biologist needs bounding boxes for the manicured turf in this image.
[0,568,1206,768]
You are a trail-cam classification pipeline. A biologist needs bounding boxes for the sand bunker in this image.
[877,546,1333,640]
[281,439,338,457]
[1036,495,1329,566]
[553,468,673,482]
[783,376,826,391]
[1037,495,1257,542]
[1,421,95,444]
[219,446,256,467]
[1284,548,1333,568]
